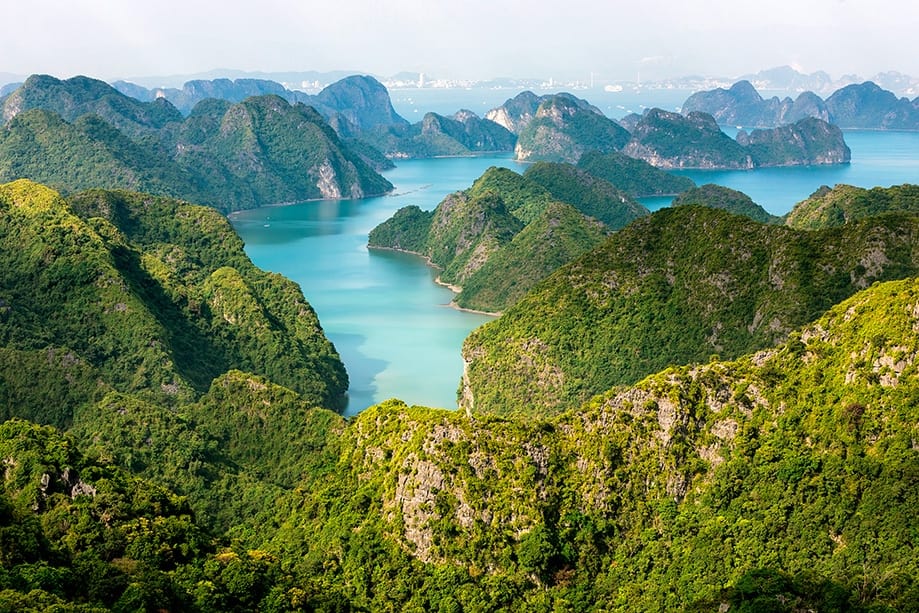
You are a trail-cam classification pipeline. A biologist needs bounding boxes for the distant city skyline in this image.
[2,0,916,84]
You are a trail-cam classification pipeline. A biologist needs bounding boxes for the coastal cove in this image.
[232,130,919,416]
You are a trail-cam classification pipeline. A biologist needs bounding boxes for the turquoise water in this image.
[231,156,527,415]
[639,130,919,214]
[232,131,919,416]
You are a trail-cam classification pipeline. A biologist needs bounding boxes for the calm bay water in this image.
[231,156,527,415]
[232,129,919,416]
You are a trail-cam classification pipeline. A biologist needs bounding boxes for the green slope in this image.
[0,180,347,423]
[673,183,782,224]
[523,161,649,229]
[462,205,919,416]
[786,183,919,229]
[576,149,696,197]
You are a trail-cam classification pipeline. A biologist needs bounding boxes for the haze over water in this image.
[232,102,919,416]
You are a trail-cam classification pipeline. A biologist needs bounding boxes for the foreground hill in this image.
[260,277,919,610]
[673,184,782,224]
[462,205,919,416]
[368,165,646,312]
[576,150,695,197]
[0,179,348,421]
[2,178,918,609]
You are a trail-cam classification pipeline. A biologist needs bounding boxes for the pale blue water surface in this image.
[232,130,919,416]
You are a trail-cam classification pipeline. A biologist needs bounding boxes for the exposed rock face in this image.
[514,95,631,163]
[486,91,603,135]
[485,90,541,133]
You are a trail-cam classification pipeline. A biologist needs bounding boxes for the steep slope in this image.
[462,205,919,416]
[0,180,348,423]
[266,277,919,611]
[455,201,611,312]
[522,162,649,229]
[786,183,919,230]
[369,164,646,312]
[576,149,695,197]
[514,95,631,163]
[176,95,393,208]
[0,109,200,199]
[673,184,782,224]
[1,74,182,137]
[623,109,753,169]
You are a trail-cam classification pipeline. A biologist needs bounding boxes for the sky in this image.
[3,0,917,84]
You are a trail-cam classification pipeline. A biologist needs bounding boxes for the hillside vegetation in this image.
[462,205,919,416]
[368,165,647,313]
[0,76,392,212]
[786,183,919,229]
[1,179,918,610]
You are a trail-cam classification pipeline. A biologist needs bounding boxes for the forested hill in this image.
[0,179,348,419]
[462,205,919,416]
[368,164,647,313]
[0,76,393,212]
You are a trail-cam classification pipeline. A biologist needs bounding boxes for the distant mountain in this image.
[514,94,631,163]
[737,65,838,94]
[485,90,602,134]
[736,117,850,166]
[369,165,634,312]
[623,109,753,169]
[576,150,695,197]
[673,184,781,224]
[113,74,410,137]
[462,205,919,416]
[623,109,848,169]
[681,80,829,127]
[785,183,919,229]
[314,74,409,135]
[1,74,182,138]
[824,81,919,129]
[0,78,393,212]
[683,79,919,130]
[361,109,516,158]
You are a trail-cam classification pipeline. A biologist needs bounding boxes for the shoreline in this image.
[368,245,502,317]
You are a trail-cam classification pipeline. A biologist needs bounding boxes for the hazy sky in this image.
[3,0,916,82]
